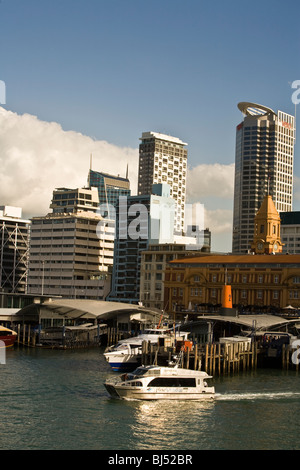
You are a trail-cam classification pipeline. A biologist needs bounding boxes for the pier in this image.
[141,337,299,374]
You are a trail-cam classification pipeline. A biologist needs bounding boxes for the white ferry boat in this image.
[104,364,215,400]
[104,328,189,372]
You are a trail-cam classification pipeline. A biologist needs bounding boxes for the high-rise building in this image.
[27,187,114,299]
[232,102,295,254]
[108,184,176,303]
[138,132,188,233]
[0,206,30,294]
[88,169,131,212]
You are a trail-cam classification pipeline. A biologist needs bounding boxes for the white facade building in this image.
[138,132,188,234]
[27,187,114,300]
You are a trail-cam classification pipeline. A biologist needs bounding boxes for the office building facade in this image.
[108,184,176,303]
[88,169,131,211]
[281,211,300,254]
[138,132,188,233]
[27,187,114,299]
[232,102,295,253]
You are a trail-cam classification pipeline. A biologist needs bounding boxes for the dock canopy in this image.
[13,299,162,326]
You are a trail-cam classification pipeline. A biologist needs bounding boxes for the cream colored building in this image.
[138,132,187,234]
[27,187,114,300]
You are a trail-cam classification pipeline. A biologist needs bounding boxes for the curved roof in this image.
[238,102,276,117]
[195,314,297,332]
[16,299,162,322]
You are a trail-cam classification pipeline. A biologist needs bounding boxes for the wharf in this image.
[141,338,300,374]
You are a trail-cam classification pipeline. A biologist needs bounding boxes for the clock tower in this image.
[251,195,283,254]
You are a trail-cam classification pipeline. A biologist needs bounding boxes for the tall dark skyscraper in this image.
[232,102,295,254]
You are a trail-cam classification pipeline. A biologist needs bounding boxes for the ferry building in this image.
[164,196,300,314]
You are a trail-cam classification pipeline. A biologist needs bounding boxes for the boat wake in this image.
[215,391,300,401]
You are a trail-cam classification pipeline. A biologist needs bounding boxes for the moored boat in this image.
[104,327,189,372]
[104,363,215,400]
[0,326,17,348]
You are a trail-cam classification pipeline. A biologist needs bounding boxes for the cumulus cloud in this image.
[0,107,138,218]
[0,107,235,251]
[186,162,235,203]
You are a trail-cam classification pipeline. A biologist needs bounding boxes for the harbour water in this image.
[1,347,300,451]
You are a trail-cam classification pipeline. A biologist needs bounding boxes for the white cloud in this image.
[0,107,234,251]
[0,107,138,218]
[186,163,235,203]
[186,163,234,251]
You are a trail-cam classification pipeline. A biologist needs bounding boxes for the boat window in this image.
[130,381,142,387]
[147,377,196,387]
[0,331,12,336]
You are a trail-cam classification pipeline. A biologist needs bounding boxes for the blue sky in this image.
[1,0,300,250]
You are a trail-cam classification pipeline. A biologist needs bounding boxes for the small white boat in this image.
[104,363,215,400]
[104,327,189,372]
[104,342,143,371]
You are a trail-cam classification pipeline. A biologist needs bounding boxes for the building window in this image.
[257,290,263,299]
[273,290,279,300]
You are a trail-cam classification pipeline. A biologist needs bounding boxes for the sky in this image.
[1,0,300,252]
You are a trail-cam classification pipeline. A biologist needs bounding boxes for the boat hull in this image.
[104,384,215,400]
[104,352,141,372]
[109,361,141,372]
[0,335,17,348]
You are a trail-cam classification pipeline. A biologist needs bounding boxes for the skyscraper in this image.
[108,184,176,303]
[138,132,187,233]
[232,102,295,254]
[88,169,131,211]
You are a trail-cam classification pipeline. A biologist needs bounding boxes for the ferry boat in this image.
[0,326,17,348]
[104,327,189,372]
[104,364,215,400]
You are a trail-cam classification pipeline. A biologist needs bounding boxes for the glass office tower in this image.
[232,102,295,254]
